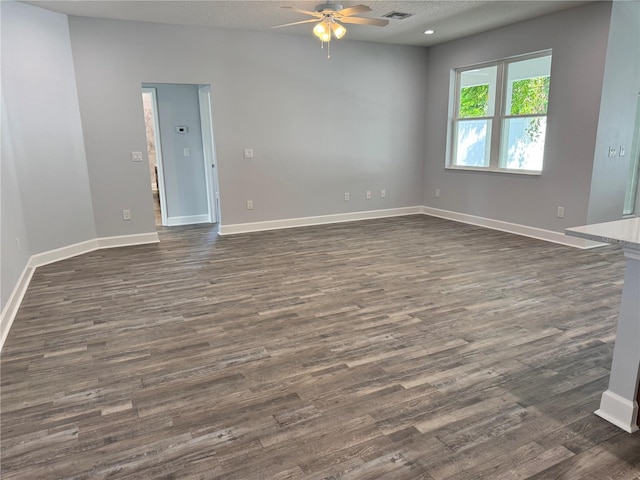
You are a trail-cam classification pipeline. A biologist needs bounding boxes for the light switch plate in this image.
[244,149,254,159]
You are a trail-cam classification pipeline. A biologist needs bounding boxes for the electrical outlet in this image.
[244,149,254,159]
[381,189,386,198]
[123,209,131,220]
[184,147,191,157]
[246,200,253,210]
[366,191,372,200]
[608,146,617,157]
[344,192,350,201]
[435,188,441,198]
[131,151,143,162]
[557,206,564,218]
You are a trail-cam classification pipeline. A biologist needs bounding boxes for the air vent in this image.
[382,11,413,20]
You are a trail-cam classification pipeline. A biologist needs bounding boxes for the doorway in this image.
[141,83,220,227]
[142,88,166,226]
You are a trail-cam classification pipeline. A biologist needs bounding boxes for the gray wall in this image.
[1,1,96,308]
[587,0,640,224]
[1,90,30,308]
[143,83,208,221]
[67,18,429,232]
[422,2,612,231]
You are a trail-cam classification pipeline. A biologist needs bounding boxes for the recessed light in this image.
[424,29,435,35]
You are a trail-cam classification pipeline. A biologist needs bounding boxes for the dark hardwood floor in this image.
[1,215,639,479]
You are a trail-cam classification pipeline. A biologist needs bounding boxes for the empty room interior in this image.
[2,0,640,478]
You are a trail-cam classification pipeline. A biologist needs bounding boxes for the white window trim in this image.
[446,50,552,175]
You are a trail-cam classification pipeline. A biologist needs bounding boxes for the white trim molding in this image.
[218,207,423,235]
[166,214,211,227]
[0,264,35,351]
[0,232,159,351]
[29,238,99,268]
[421,206,606,249]
[28,233,160,268]
[97,232,159,249]
[596,390,639,433]
[219,206,609,249]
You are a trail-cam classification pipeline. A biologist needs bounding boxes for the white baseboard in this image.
[421,206,606,249]
[220,206,606,249]
[97,232,159,249]
[595,390,639,433]
[166,214,211,227]
[29,238,100,268]
[218,207,422,235]
[1,232,159,351]
[0,264,35,351]
[27,233,160,268]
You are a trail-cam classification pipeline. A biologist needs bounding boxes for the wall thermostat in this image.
[176,126,188,134]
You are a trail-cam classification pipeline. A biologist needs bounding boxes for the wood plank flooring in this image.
[2,215,639,479]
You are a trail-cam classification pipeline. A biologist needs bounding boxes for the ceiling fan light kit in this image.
[273,2,389,58]
[331,22,347,40]
[313,20,331,42]
[312,18,346,41]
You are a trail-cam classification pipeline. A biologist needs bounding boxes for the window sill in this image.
[445,166,542,176]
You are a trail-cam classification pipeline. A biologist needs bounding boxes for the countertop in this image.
[566,217,640,248]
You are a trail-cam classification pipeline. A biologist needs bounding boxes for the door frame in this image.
[198,85,221,224]
[630,93,640,216]
[142,87,168,227]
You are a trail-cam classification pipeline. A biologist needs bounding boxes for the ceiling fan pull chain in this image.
[327,41,331,59]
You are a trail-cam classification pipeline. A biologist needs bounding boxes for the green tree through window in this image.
[459,84,489,117]
[510,76,549,115]
[459,77,549,118]
[510,76,550,142]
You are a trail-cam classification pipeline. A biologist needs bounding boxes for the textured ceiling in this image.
[24,0,591,47]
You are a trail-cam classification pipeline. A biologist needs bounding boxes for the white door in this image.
[198,85,221,224]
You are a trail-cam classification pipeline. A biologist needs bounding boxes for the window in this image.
[449,52,552,174]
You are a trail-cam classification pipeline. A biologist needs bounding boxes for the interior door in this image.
[198,85,220,224]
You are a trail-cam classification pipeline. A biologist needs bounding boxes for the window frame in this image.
[447,50,552,176]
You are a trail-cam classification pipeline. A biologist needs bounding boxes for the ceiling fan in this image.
[272,2,389,57]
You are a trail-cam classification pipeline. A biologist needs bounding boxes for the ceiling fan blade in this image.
[281,6,324,18]
[339,16,389,27]
[336,4,371,17]
[271,18,320,29]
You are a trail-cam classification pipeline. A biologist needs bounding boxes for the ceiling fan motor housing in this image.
[315,2,343,13]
